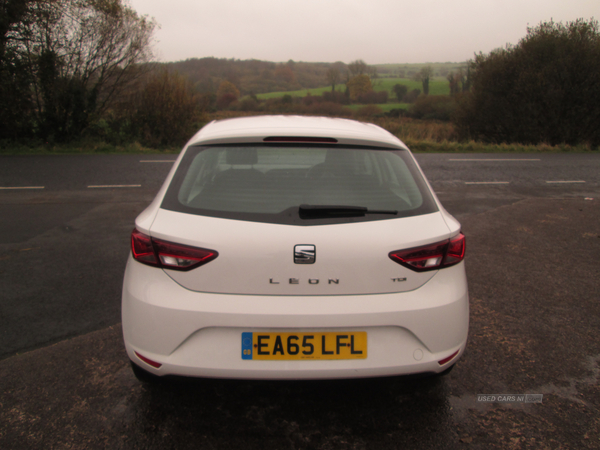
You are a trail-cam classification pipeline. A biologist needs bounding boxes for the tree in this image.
[0,0,33,59]
[455,18,600,146]
[216,80,240,108]
[275,64,295,83]
[367,65,378,81]
[346,74,372,101]
[132,70,205,147]
[392,84,408,102]
[414,66,433,95]
[447,71,462,95]
[0,0,41,139]
[347,59,368,77]
[8,0,156,142]
[461,66,472,92]
[403,89,421,103]
[326,66,341,92]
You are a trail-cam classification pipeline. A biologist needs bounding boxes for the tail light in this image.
[389,233,465,272]
[131,229,218,271]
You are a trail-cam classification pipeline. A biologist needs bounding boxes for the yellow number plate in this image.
[241,332,367,360]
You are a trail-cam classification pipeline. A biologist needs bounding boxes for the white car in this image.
[122,115,468,382]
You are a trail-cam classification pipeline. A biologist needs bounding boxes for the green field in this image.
[372,77,450,96]
[256,86,343,99]
[256,77,450,100]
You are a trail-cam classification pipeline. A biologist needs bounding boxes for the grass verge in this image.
[1,115,596,154]
[402,140,596,153]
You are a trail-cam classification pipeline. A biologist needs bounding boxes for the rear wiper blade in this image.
[299,204,398,219]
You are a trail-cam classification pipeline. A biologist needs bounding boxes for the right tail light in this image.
[389,233,465,272]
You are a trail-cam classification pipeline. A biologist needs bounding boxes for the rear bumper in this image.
[122,255,469,379]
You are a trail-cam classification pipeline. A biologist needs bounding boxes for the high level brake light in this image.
[131,229,218,271]
[389,233,465,272]
[263,136,338,143]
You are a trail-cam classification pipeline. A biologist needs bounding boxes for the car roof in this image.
[186,115,408,149]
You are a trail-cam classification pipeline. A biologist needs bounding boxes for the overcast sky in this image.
[128,0,599,64]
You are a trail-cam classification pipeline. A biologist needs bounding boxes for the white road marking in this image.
[139,160,175,163]
[87,185,141,188]
[464,181,510,185]
[545,181,586,184]
[0,186,45,190]
[449,159,541,161]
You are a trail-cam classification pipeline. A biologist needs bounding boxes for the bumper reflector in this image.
[438,350,459,366]
[135,351,162,368]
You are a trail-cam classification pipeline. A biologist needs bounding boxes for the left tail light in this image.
[389,233,465,272]
[131,228,218,271]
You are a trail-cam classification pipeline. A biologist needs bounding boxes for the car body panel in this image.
[122,255,468,379]
[149,209,452,295]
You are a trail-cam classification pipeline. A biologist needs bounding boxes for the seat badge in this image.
[294,245,316,264]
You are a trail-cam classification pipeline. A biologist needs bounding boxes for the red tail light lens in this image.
[131,229,158,265]
[131,229,218,271]
[389,233,465,272]
[445,233,467,266]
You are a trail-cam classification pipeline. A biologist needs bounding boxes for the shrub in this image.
[356,90,388,104]
[302,93,318,106]
[88,112,132,145]
[383,108,408,119]
[236,96,261,111]
[455,18,600,146]
[263,96,305,114]
[403,89,421,103]
[354,104,383,119]
[306,102,352,117]
[374,117,456,142]
[131,70,206,148]
[408,95,458,121]
[322,91,350,104]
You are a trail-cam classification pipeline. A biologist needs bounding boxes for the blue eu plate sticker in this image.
[242,332,253,360]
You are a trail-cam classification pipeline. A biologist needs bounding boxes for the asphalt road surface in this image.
[1,153,599,449]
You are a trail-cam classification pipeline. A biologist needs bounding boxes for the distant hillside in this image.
[161,58,333,95]
[157,58,468,96]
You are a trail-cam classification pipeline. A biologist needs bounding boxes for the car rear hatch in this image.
[144,143,456,296]
[148,209,452,295]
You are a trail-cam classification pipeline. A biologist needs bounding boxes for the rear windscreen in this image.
[161,144,438,225]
